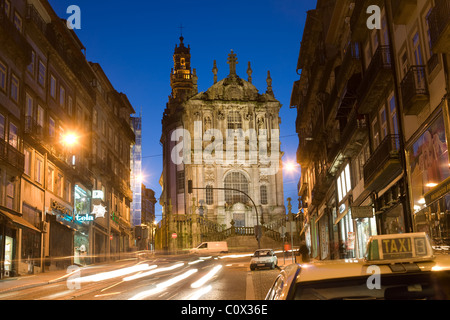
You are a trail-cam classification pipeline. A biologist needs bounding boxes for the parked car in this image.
[189,241,229,254]
[250,249,278,270]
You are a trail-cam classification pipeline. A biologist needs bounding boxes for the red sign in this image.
[110,235,113,240]
[172,233,177,239]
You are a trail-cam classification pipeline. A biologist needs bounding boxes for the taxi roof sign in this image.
[365,232,435,264]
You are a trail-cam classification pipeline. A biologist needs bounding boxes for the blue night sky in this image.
[48,0,315,221]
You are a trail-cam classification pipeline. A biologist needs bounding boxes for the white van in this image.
[190,242,229,254]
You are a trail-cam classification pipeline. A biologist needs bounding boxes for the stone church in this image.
[159,37,285,250]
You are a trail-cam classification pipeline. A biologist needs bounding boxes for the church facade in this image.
[159,37,285,250]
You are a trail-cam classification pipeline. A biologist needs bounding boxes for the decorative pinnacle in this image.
[247,61,253,83]
[212,60,218,84]
[227,50,238,76]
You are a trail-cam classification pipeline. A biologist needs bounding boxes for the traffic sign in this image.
[172,233,177,239]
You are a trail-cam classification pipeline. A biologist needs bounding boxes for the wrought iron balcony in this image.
[340,111,368,158]
[0,3,32,65]
[364,134,402,191]
[311,169,332,207]
[391,0,417,25]
[26,4,47,34]
[0,139,25,173]
[335,42,361,90]
[6,144,24,172]
[24,116,44,141]
[357,46,393,114]
[400,66,429,115]
[427,0,450,53]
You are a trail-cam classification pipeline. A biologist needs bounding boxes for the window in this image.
[50,75,56,98]
[25,93,33,118]
[38,60,46,87]
[35,156,43,184]
[337,164,352,202]
[8,122,18,148]
[379,106,388,140]
[37,105,44,133]
[260,185,268,205]
[49,117,55,138]
[400,50,409,78]
[224,171,249,205]
[93,109,98,126]
[0,113,4,140]
[56,173,63,198]
[28,50,35,75]
[0,61,7,92]
[412,32,424,66]
[24,148,31,176]
[6,181,15,209]
[47,166,54,192]
[206,185,213,205]
[68,96,73,116]
[372,118,380,149]
[13,11,23,33]
[177,170,185,193]
[64,180,72,202]
[389,94,399,136]
[425,8,434,56]
[10,74,19,103]
[59,86,65,108]
[4,0,10,18]
[227,111,242,135]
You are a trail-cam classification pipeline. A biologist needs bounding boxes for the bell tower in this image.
[170,36,194,101]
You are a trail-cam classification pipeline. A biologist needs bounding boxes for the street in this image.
[0,252,288,300]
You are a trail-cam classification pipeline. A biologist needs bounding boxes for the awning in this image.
[0,209,41,233]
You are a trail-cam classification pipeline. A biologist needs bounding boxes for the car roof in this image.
[294,254,450,283]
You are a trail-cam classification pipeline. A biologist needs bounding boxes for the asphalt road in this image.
[0,252,283,300]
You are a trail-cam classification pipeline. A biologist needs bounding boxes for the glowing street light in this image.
[61,132,79,147]
[284,161,299,173]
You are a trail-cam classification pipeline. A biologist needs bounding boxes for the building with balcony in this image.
[0,0,135,278]
[292,0,450,260]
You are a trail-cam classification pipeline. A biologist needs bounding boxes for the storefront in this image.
[407,108,450,245]
[352,204,377,258]
[73,184,92,265]
[1,208,42,277]
[335,200,355,259]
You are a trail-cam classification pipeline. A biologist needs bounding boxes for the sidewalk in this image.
[0,268,71,294]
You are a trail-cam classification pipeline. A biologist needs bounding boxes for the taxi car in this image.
[250,249,278,270]
[265,233,450,300]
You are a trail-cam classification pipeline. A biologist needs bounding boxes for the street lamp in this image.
[284,161,299,174]
[61,132,79,147]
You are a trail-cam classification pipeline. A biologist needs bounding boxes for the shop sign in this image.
[50,199,71,216]
[93,190,104,200]
[92,205,107,218]
[424,176,450,205]
[351,205,374,219]
[75,214,95,222]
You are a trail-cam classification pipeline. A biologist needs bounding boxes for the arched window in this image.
[206,185,213,205]
[260,185,268,205]
[224,171,249,205]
